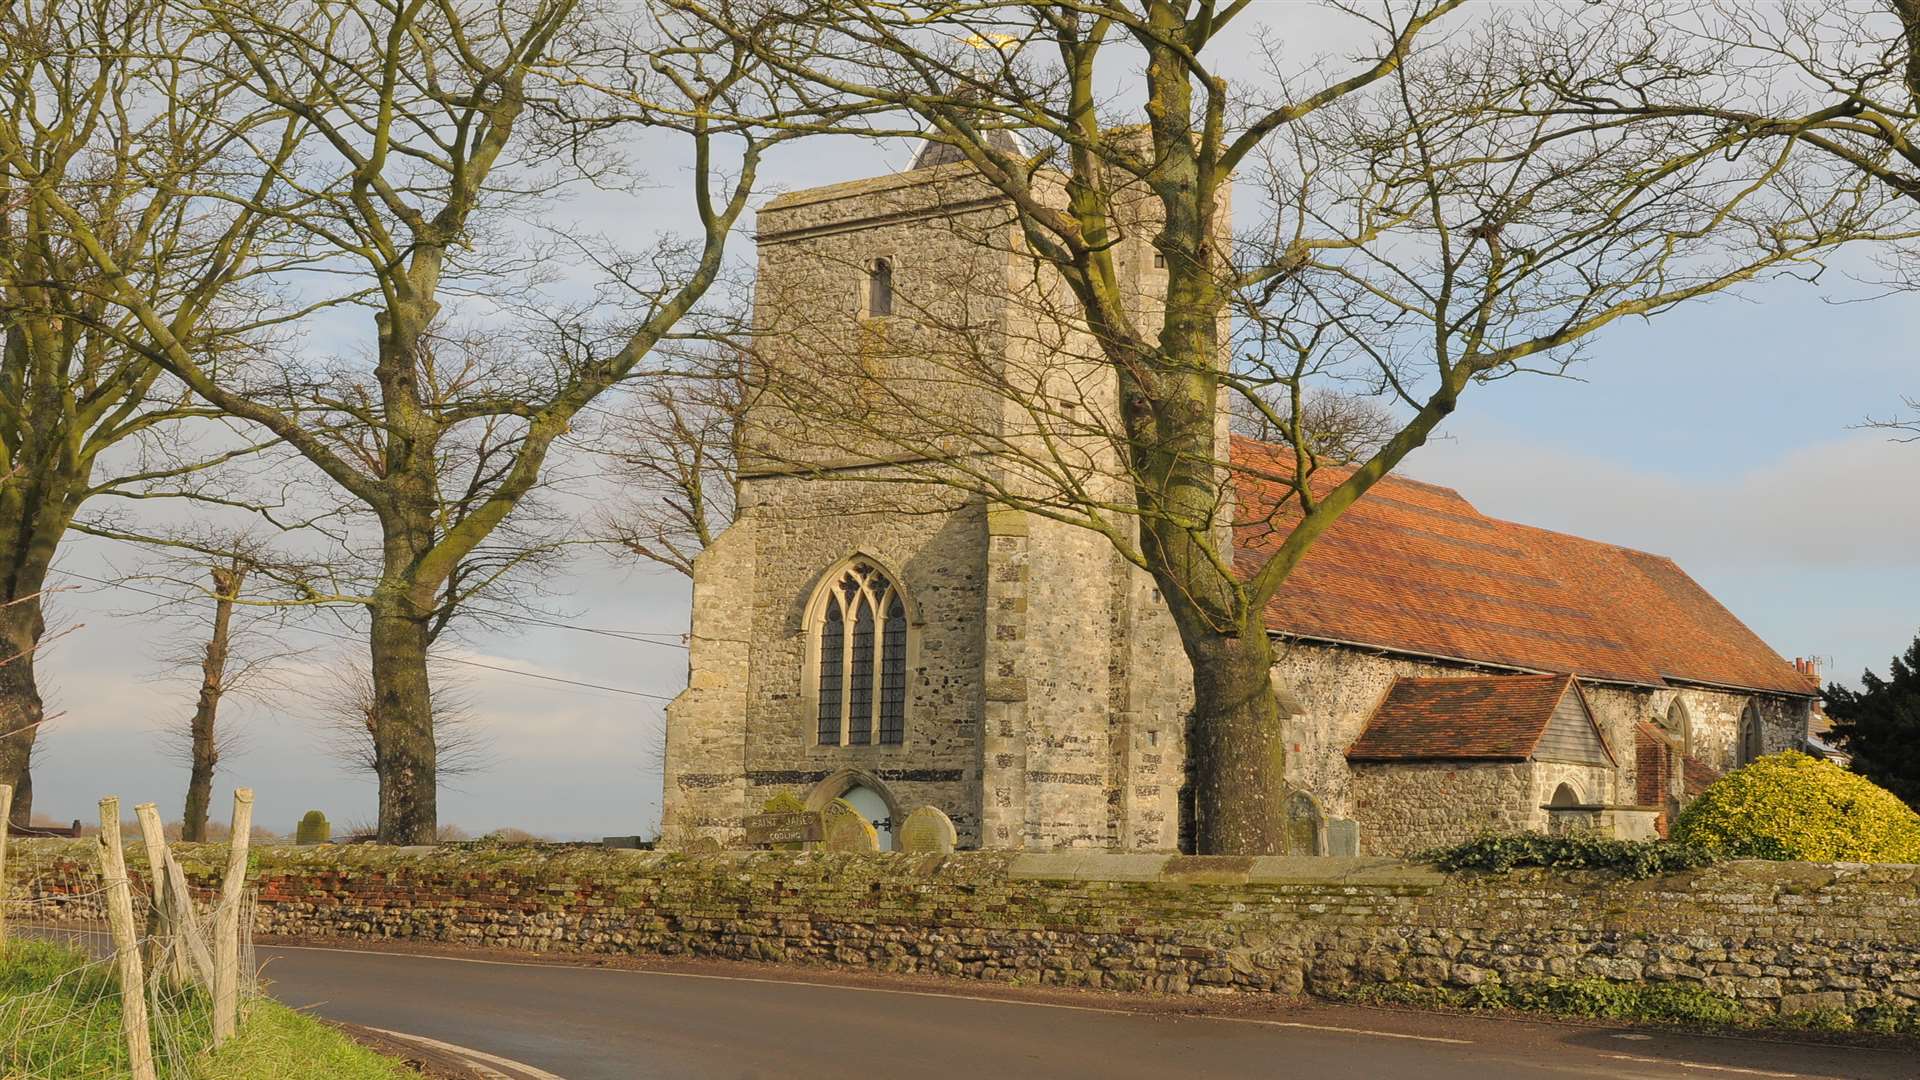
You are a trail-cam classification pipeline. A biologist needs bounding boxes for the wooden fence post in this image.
[212,787,253,1046]
[162,849,215,991]
[98,796,158,1080]
[132,803,182,988]
[0,783,12,947]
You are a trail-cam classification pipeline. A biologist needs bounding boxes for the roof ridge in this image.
[1227,435,1470,501]
[1394,672,1565,684]
[1493,517,1675,564]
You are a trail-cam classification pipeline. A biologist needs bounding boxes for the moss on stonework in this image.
[7,840,1918,1032]
[1334,977,1920,1036]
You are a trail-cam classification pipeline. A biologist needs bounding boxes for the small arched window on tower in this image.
[814,559,909,746]
[865,257,894,318]
[1737,703,1766,765]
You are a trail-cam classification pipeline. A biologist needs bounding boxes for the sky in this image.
[22,5,1920,840]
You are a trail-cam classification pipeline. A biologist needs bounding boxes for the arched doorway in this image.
[840,785,894,851]
[806,769,899,851]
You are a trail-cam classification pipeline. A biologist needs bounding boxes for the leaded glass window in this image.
[813,561,909,746]
[880,597,907,744]
[816,597,843,746]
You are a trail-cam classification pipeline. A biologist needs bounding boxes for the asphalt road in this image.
[254,944,1920,1080]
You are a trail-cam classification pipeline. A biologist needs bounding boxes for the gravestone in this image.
[1283,790,1326,856]
[820,798,880,852]
[1325,818,1360,857]
[896,805,957,854]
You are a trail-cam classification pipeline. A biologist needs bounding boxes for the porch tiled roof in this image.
[1346,674,1572,762]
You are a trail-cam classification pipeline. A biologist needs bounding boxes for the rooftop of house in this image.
[1231,436,1817,697]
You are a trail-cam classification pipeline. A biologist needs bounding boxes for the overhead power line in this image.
[78,530,689,649]
[52,569,679,702]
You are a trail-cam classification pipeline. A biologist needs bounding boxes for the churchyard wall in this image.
[8,843,1915,1017]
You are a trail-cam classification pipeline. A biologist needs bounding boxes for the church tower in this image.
[662,139,1209,851]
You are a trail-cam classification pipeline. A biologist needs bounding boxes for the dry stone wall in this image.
[8,842,1916,1017]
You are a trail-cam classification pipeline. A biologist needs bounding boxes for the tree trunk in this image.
[370,595,437,844]
[0,594,44,828]
[181,566,241,842]
[1184,630,1288,855]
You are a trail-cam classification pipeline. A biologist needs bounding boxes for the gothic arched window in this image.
[1737,703,1765,765]
[866,258,893,318]
[814,560,908,746]
[1662,698,1692,757]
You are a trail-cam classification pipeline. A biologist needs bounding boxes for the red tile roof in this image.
[1230,437,1813,696]
[1347,673,1576,762]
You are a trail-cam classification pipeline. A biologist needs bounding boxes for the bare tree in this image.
[14,0,835,841]
[310,653,492,783]
[0,584,67,823]
[0,0,305,825]
[674,0,1902,852]
[1863,396,1920,441]
[591,343,746,577]
[140,537,308,841]
[1515,1,1920,431]
[1229,388,1399,466]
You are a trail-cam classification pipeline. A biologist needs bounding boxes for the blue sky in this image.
[24,15,1920,840]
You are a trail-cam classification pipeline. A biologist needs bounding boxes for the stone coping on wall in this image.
[9,837,1914,892]
[1004,852,1449,886]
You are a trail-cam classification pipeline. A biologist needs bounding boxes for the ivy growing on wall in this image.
[1421,834,1717,879]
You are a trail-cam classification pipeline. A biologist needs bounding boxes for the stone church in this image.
[662,139,1820,856]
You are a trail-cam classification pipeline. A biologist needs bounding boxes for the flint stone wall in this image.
[1351,760,1621,857]
[8,842,1916,1015]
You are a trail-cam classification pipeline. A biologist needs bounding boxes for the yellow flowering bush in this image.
[1673,751,1920,863]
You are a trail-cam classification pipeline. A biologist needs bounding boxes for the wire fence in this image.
[1,788,259,1080]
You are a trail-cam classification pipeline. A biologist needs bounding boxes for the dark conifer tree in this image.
[1825,634,1920,810]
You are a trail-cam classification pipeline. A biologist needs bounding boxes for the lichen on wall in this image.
[8,842,1915,1018]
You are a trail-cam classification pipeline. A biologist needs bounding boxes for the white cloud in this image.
[1413,431,1920,570]
[1408,430,1920,689]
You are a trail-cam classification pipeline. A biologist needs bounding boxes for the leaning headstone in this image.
[896,805,957,855]
[1284,790,1326,856]
[1324,818,1360,857]
[820,798,879,853]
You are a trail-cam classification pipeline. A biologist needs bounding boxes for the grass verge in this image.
[1,938,408,1079]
